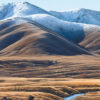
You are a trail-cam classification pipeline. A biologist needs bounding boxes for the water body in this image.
[64,93,84,100]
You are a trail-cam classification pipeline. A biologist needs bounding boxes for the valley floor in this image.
[0,55,100,78]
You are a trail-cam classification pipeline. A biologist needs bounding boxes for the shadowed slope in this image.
[0,19,89,56]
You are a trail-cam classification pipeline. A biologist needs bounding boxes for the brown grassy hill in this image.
[0,19,90,56]
[80,26,100,54]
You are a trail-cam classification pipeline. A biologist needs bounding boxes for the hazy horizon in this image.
[0,0,100,11]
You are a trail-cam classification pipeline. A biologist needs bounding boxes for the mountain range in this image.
[0,2,100,56]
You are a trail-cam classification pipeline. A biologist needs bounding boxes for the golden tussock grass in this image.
[0,55,100,78]
[0,78,100,99]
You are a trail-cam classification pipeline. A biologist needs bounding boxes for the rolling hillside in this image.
[0,18,89,56]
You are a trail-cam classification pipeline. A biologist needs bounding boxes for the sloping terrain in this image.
[0,19,89,56]
[0,2,49,19]
[80,26,100,54]
[28,14,85,43]
[1,2,100,26]
[0,2,100,46]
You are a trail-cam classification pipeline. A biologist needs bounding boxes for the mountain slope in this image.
[80,26,100,54]
[0,18,90,56]
[27,14,100,54]
[28,14,85,43]
[0,2,100,55]
[0,2,100,45]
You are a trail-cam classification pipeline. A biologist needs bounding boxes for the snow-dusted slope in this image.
[1,2,100,26]
[27,14,85,43]
[0,2,49,20]
[50,8,100,26]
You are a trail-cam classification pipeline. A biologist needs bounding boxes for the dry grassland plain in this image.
[0,78,100,100]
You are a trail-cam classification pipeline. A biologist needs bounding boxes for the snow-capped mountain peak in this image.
[1,2,100,26]
[0,2,49,19]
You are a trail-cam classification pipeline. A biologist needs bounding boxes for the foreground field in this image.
[0,55,100,78]
[0,78,100,100]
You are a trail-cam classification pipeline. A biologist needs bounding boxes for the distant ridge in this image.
[1,2,100,26]
[49,8,100,25]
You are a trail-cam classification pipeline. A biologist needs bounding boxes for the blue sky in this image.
[0,0,100,11]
